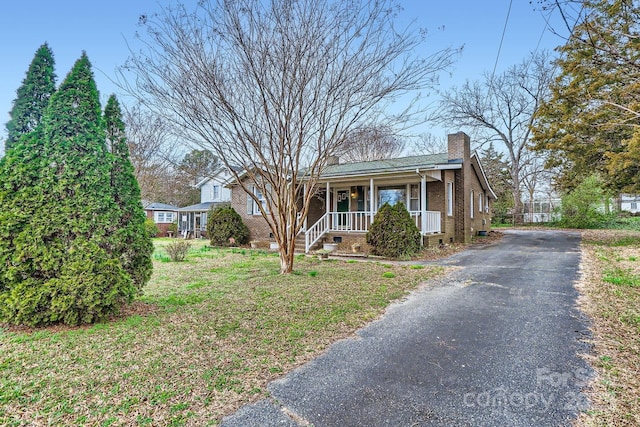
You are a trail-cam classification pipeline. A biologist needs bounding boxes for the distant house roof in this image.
[318,153,452,179]
[142,201,180,211]
[194,165,243,188]
[178,201,229,212]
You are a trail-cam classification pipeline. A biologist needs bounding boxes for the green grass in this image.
[603,268,640,288]
[601,216,640,231]
[0,244,444,426]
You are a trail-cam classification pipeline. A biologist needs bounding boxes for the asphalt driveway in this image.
[222,229,593,426]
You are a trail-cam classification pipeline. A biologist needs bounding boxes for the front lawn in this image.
[0,242,444,426]
[577,229,640,426]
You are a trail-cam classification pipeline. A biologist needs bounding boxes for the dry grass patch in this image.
[0,244,445,426]
[576,229,640,426]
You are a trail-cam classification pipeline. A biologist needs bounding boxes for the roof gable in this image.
[194,166,237,188]
[470,152,498,200]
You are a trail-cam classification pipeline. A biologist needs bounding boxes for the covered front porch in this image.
[177,203,210,239]
[302,173,444,252]
[177,201,228,238]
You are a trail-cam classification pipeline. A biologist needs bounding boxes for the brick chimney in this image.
[447,132,471,162]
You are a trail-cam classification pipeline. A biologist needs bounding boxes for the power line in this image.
[521,7,552,76]
[491,0,513,79]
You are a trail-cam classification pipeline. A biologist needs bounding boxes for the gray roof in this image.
[320,153,451,178]
[178,201,229,212]
[143,201,180,211]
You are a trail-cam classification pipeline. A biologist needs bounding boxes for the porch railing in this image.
[304,210,441,252]
[305,213,330,252]
[409,211,441,235]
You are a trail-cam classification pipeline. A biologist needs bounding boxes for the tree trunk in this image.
[279,237,296,274]
[512,187,524,224]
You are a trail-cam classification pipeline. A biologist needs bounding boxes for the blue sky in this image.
[0,1,571,147]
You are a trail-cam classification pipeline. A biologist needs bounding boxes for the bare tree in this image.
[437,51,555,219]
[410,132,448,155]
[336,125,405,163]
[119,0,457,273]
[122,102,180,204]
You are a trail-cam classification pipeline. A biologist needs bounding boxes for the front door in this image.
[195,214,201,238]
[336,189,350,228]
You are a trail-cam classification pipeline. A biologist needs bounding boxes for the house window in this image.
[155,211,175,223]
[446,182,453,216]
[212,184,220,201]
[378,186,406,208]
[479,192,484,213]
[409,184,420,211]
[632,202,638,210]
[247,185,269,215]
[485,195,490,213]
[470,190,474,219]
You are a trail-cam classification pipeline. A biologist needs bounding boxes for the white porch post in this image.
[421,174,427,235]
[325,181,330,212]
[405,183,411,207]
[369,178,375,223]
[325,181,331,230]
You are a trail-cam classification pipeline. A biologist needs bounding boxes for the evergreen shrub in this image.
[145,218,159,238]
[206,205,250,246]
[366,202,421,258]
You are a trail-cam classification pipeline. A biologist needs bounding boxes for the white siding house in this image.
[178,168,234,237]
[620,194,640,214]
[197,168,233,204]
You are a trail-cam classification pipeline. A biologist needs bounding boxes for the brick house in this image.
[229,132,496,252]
[143,201,179,237]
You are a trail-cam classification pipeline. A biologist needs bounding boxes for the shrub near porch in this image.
[367,202,422,258]
[0,243,445,425]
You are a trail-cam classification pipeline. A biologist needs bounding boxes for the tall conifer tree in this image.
[104,94,153,291]
[0,54,136,326]
[532,0,640,191]
[4,43,56,152]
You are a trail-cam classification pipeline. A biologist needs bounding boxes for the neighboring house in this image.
[143,201,179,237]
[177,167,234,237]
[619,193,640,214]
[229,132,497,252]
[523,198,562,223]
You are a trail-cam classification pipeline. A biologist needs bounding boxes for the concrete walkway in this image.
[222,229,592,426]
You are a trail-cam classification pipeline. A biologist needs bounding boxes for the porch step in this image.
[294,235,321,253]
